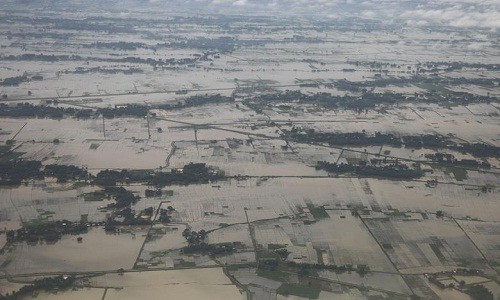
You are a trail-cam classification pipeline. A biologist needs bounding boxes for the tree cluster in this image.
[0,160,43,185]
[316,161,424,179]
[6,220,88,244]
[285,128,499,159]
[425,153,491,169]
[2,275,76,299]
[43,164,90,182]
[286,128,402,147]
[465,285,494,300]
[0,160,89,185]
[286,261,370,276]
[0,103,92,119]
[453,143,500,158]
[0,75,29,86]
[181,242,237,255]
[157,94,234,110]
[1,53,199,67]
[150,163,223,187]
[102,187,140,209]
[98,105,149,118]
[94,164,222,187]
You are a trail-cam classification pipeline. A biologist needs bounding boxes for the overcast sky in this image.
[6,0,500,30]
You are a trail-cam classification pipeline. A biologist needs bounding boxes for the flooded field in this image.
[2,226,149,274]
[0,1,499,299]
[89,268,245,300]
[364,215,491,274]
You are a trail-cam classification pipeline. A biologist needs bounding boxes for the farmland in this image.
[0,1,499,299]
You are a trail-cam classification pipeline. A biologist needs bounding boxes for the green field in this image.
[277,283,321,299]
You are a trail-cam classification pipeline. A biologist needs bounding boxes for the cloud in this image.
[401,6,500,29]
[6,0,499,29]
[233,0,247,6]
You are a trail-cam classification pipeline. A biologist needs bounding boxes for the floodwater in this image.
[0,7,498,300]
[90,268,245,300]
[4,227,149,274]
[20,288,104,300]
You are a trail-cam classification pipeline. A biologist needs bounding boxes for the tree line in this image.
[316,161,424,179]
[285,128,500,159]
[0,94,234,118]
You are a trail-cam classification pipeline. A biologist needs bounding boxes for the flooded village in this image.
[0,1,499,299]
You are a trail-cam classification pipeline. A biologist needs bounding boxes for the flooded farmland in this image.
[0,0,499,299]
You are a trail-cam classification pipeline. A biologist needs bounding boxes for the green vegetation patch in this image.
[445,166,468,181]
[268,243,287,250]
[307,204,329,220]
[414,82,452,95]
[0,258,12,268]
[316,249,326,264]
[256,268,289,282]
[26,210,55,226]
[0,151,24,163]
[0,145,11,154]
[277,283,321,299]
[175,260,196,268]
[257,249,279,260]
[345,156,363,165]
[226,263,256,271]
[81,190,106,201]
[316,161,424,179]
[38,210,55,217]
[465,284,493,300]
[7,275,77,299]
[182,242,242,255]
